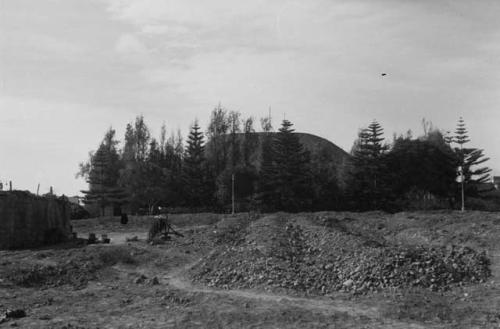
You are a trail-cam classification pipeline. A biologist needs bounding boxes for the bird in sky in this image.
[381,73,387,76]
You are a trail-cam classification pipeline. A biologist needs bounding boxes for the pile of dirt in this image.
[3,260,99,289]
[191,215,491,295]
[1,245,142,289]
[209,215,253,246]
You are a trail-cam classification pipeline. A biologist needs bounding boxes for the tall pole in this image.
[231,173,235,215]
[460,167,465,212]
[460,142,465,212]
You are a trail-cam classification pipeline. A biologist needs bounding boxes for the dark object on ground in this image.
[101,234,110,244]
[147,215,184,242]
[5,310,26,318]
[126,236,139,242]
[88,233,97,244]
[121,213,128,225]
[0,309,26,324]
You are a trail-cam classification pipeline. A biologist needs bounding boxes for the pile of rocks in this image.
[192,220,491,295]
[5,260,99,289]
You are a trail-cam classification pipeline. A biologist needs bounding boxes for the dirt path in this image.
[82,229,439,328]
[161,252,430,329]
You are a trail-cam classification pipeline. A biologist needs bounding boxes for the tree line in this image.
[78,107,492,215]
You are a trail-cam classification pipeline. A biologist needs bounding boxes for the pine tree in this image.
[453,117,491,197]
[258,120,312,212]
[256,129,277,210]
[81,139,127,216]
[183,121,210,208]
[346,120,388,210]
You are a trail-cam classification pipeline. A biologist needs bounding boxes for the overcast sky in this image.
[1,0,499,196]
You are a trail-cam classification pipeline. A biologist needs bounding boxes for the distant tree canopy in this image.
[385,130,457,208]
[78,110,493,215]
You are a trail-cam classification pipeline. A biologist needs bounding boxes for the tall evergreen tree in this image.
[453,117,491,197]
[346,120,388,210]
[258,120,312,212]
[183,121,210,208]
[81,129,127,216]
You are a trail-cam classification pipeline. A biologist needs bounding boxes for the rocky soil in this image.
[1,211,500,328]
[191,214,491,295]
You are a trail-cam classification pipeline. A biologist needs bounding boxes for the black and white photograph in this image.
[1,0,500,328]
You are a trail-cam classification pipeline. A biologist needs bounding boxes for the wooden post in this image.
[9,181,12,191]
[232,173,235,215]
[460,167,465,212]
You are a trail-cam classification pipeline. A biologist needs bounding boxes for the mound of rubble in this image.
[1,245,142,289]
[191,215,491,294]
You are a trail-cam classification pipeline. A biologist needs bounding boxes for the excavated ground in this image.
[0,211,500,328]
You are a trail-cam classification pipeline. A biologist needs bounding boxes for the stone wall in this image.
[0,191,72,249]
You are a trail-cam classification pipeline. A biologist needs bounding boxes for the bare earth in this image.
[1,211,500,328]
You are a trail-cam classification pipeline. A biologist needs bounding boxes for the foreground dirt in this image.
[1,211,500,328]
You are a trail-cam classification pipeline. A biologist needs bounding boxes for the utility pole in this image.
[461,168,465,212]
[231,173,235,215]
[460,142,465,212]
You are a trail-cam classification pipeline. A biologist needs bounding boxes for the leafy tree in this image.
[228,110,241,168]
[122,123,136,162]
[119,116,155,212]
[127,138,168,214]
[134,115,151,161]
[386,130,457,209]
[242,116,258,166]
[260,112,273,132]
[206,104,229,177]
[453,117,491,197]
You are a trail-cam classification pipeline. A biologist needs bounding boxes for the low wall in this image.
[0,191,72,249]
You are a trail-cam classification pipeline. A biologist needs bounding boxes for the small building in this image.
[0,191,72,249]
